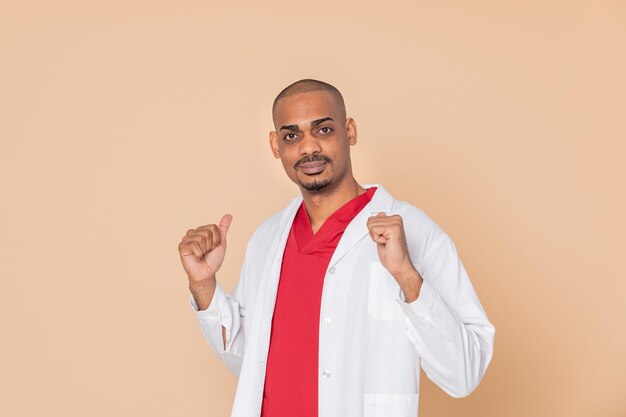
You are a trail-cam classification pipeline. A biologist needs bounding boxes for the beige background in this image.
[1,1,625,416]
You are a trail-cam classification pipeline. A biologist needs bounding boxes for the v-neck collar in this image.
[293,186,377,253]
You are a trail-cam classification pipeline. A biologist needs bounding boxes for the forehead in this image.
[273,90,340,128]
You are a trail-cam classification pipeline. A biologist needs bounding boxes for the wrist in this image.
[189,272,216,284]
[189,276,216,291]
[188,277,217,311]
[393,265,423,303]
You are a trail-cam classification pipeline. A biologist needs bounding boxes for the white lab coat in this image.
[189,183,495,417]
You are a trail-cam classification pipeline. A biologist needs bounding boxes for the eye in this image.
[284,133,298,141]
[318,126,333,135]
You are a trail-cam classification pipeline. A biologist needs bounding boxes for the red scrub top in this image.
[261,186,378,417]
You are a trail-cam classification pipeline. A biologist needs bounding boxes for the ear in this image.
[346,117,357,146]
[269,131,280,159]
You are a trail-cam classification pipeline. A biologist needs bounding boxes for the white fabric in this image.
[188,183,495,417]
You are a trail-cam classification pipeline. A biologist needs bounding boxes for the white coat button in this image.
[208,310,218,317]
[323,317,333,325]
[322,369,332,378]
[328,266,336,274]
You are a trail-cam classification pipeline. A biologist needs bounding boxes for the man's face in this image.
[269,90,357,193]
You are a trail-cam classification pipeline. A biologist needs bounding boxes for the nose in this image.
[299,131,322,156]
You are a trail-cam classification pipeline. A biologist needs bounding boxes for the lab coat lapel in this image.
[327,183,394,268]
[268,196,301,263]
[255,196,301,357]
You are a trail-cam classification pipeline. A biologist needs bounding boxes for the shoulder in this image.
[389,196,451,256]
[391,198,445,235]
[372,185,443,236]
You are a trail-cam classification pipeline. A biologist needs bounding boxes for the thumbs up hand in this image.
[178,214,233,284]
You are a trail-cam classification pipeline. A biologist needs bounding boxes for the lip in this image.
[298,161,327,175]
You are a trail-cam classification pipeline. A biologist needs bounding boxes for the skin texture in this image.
[269,90,363,233]
[178,86,424,349]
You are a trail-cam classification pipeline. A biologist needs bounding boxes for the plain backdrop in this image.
[1,1,625,416]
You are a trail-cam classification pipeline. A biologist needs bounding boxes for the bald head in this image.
[272,79,346,125]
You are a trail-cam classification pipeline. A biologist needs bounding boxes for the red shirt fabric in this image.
[261,186,378,417]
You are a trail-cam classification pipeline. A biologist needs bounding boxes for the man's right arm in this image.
[178,214,247,377]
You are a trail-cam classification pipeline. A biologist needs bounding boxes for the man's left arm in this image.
[367,213,496,398]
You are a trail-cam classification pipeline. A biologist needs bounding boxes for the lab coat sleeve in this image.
[396,226,495,398]
[188,255,247,378]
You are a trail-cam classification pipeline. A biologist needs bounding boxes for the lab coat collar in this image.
[278,183,394,268]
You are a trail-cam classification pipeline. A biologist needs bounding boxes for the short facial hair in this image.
[294,154,333,191]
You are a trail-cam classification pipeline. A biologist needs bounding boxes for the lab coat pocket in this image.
[364,392,419,417]
[367,261,405,322]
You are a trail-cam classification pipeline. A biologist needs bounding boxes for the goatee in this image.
[299,178,332,191]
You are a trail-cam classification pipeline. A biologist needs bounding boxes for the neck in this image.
[300,176,367,233]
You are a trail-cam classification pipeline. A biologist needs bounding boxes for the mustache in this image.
[294,154,332,170]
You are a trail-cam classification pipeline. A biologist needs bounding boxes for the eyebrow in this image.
[279,117,334,131]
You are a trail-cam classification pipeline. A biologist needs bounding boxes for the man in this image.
[178,79,495,417]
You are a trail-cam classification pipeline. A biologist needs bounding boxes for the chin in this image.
[298,177,333,192]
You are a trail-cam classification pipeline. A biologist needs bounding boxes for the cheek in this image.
[329,145,349,165]
[328,137,350,157]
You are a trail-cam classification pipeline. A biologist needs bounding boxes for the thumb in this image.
[218,214,233,247]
